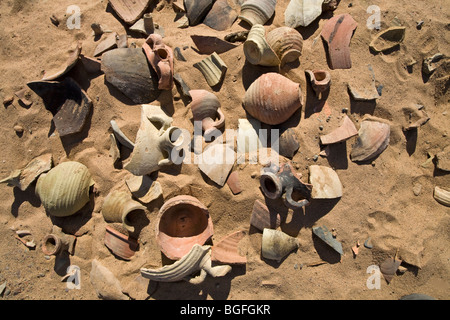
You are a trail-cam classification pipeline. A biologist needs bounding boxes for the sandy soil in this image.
[0,0,449,301]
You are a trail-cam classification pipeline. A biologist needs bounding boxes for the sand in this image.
[0,0,449,301]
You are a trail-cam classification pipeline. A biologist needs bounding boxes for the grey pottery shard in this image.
[27,77,92,137]
[185,0,215,26]
[203,0,238,31]
[108,0,152,25]
[312,225,343,255]
[101,48,161,104]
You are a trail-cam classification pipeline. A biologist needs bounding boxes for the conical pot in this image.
[261,228,300,262]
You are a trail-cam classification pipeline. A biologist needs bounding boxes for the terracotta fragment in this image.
[266,26,303,66]
[104,225,139,260]
[226,171,242,195]
[194,52,228,87]
[279,128,300,158]
[320,115,358,145]
[312,225,343,255]
[244,24,280,67]
[238,0,276,26]
[250,199,281,231]
[198,143,236,186]
[189,89,225,135]
[156,195,214,260]
[380,257,402,284]
[285,0,325,28]
[191,35,238,55]
[211,230,247,264]
[305,69,331,99]
[125,174,163,204]
[203,0,238,31]
[142,34,174,90]
[321,14,357,69]
[262,228,300,262]
[42,42,82,80]
[108,0,152,25]
[350,118,390,162]
[42,225,76,256]
[308,165,343,199]
[14,89,32,108]
[94,32,118,57]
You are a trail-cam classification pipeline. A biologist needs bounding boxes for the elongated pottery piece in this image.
[101,48,161,104]
[250,200,281,231]
[434,186,450,207]
[156,195,214,260]
[320,115,357,145]
[125,175,162,204]
[285,0,324,28]
[312,225,343,255]
[262,228,300,262]
[203,0,238,31]
[42,42,82,81]
[143,34,174,90]
[42,225,76,256]
[239,0,276,26]
[193,52,228,87]
[104,225,139,260]
[244,24,280,66]
[108,0,152,24]
[211,230,247,265]
[184,0,215,26]
[36,161,94,217]
[109,133,121,165]
[369,27,406,53]
[1,153,52,191]
[189,89,225,135]
[321,14,357,69]
[260,162,312,209]
[141,244,231,284]
[350,118,390,162]
[305,70,331,98]
[198,143,236,186]
[191,35,238,55]
[94,32,118,57]
[123,105,184,176]
[347,82,380,101]
[227,171,242,195]
[279,128,300,158]
[380,257,402,283]
[266,26,303,66]
[27,77,92,137]
[243,72,303,125]
[308,165,342,199]
[102,190,147,233]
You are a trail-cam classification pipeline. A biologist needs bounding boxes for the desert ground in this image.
[0,0,448,301]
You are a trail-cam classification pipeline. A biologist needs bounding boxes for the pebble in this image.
[14,125,24,134]
[413,183,422,196]
[3,95,14,106]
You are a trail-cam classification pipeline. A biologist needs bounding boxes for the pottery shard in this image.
[90,259,129,300]
[104,226,139,260]
[101,48,161,104]
[94,32,118,57]
[227,171,242,195]
[191,35,238,55]
[108,0,152,25]
[42,42,82,81]
[436,146,450,172]
[312,225,343,255]
[279,128,300,158]
[211,230,247,265]
[198,143,236,186]
[125,174,163,204]
[308,165,343,199]
[203,0,238,31]
[320,115,357,145]
[369,27,406,53]
[285,0,325,28]
[350,118,390,162]
[250,200,281,231]
[185,0,215,26]
[321,13,357,69]
[27,77,92,137]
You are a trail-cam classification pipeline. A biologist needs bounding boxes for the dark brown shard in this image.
[250,200,280,231]
[191,35,238,55]
[101,48,161,104]
[185,0,215,26]
[104,225,139,260]
[94,32,118,57]
[203,0,238,31]
[42,42,82,81]
[108,0,152,25]
[227,170,242,195]
[279,128,300,158]
[27,77,92,137]
[321,14,357,69]
[80,55,102,74]
[380,257,402,284]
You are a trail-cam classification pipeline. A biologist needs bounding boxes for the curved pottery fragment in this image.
[101,48,161,104]
[193,52,228,87]
[156,195,214,260]
[250,200,281,231]
[380,257,402,283]
[0,153,53,191]
[244,24,280,67]
[239,0,277,26]
[36,161,94,217]
[42,42,82,81]
[243,72,303,125]
[211,230,247,265]
[102,190,147,233]
[308,165,342,199]
[321,14,357,69]
[305,69,331,98]
[260,162,312,209]
[203,0,238,31]
[104,225,139,260]
[261,228,300,262]
[189,89,225,135]
[279,128,300,158]
[42,225,76,256]
[191,35,238,55]
[184,0,215,26]
[434,186,450,207]
[319,114,357,145]
[141,244,232,284]
[369,27,406,53]
[350,118,390,162]
[285,0,324,28]
[266,26,303,66]
[142,34,174,90]
[312,225,343,255]
[108,0,152,24]
[123,105,184,176]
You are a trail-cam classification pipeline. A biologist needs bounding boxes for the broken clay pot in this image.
[244,24,280,67]
[42,225,76,256]
[104,225,139,260]
[261,228,300,262]
[238,0,277,27]
[108,0,152,25]
[211,230,247,265]
[189,89,225,135]
[350,117,390,162]
[305,69,331,99]
[143,34,174,90]
[285,0,324,28]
